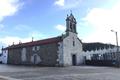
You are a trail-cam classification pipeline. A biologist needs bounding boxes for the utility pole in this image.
[111,30,119,67]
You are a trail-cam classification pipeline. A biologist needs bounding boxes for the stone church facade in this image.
[2,13,83,66]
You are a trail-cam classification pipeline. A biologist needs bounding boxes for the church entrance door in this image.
[72,54,76,65]
[33,55,37,64]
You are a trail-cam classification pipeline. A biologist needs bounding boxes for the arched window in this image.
[70,22,72,31]
[21,48,27,62]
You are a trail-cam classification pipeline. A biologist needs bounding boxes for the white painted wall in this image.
[2,50,8,64]
[63,32,83,66]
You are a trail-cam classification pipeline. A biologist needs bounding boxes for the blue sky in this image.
[0,0,120,49]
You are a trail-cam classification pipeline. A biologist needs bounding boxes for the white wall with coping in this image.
[81,47,120,60]
[63,32,83,66]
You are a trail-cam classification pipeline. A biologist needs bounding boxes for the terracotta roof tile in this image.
[3,36,62,50]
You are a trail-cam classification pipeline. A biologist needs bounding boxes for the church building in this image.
[2,13,83,66]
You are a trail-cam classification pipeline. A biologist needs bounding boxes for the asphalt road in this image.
[0,64,119,80]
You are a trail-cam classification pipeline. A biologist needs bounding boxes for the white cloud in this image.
[0,31,47,46]
[0,0,24,22]
[54,0,64,6]
[54,0,82,9]
[55,24,66,32]
[82,1,120,45]
[0,36,31,46]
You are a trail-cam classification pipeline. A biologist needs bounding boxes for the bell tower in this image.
[66,13,77,34]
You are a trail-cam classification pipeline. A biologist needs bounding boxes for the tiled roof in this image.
[3,36,62,50]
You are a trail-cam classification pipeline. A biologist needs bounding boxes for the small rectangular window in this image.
[4,50,6,53]
[37,46,40,50]
[32,46,35,51]
[73,41,75,46]
[32,46,40,51]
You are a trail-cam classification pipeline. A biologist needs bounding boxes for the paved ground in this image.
[0,64,120,80]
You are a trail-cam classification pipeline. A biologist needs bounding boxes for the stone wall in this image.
[8,48,22,64]
[8,42,59,66]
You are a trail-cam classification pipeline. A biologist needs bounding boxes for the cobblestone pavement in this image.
[0,64,120,80]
